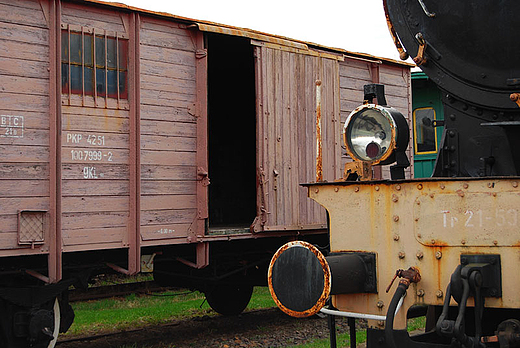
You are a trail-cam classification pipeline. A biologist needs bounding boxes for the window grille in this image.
[61,24,128,107]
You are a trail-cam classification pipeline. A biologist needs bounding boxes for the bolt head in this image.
[436,290,443,298]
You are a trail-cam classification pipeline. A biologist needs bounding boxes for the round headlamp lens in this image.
[346,107,394,162]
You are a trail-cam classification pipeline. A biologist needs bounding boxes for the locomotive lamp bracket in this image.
[342,84,410,181]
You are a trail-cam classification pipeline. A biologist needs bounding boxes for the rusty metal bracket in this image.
[510,93,520,108]
[197,167,210,187]
[413,33,428,66]
[343,161,373,181]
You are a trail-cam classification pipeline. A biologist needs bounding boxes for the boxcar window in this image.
[61,27,128,100]
[413,107,437,154]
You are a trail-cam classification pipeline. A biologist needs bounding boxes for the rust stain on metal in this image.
[510,93,520,108]
[382,0,409,60]
[315,80,323,182]
[413,33,428,66]
[267,241,331,318]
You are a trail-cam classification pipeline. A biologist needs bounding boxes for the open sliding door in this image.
[253,43,342,233]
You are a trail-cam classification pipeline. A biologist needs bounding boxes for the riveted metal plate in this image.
[414,191,520,247]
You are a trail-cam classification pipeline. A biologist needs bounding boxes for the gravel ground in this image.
[57,307,360,348]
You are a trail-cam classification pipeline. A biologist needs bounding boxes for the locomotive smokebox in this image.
[268,241,377,317]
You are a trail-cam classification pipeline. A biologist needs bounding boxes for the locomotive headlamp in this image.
[344,104,409,166]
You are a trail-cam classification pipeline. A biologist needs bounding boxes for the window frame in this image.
[413,106,438,155]
[61,24,129,109]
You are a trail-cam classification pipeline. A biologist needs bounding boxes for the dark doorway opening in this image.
[207,33,257,232]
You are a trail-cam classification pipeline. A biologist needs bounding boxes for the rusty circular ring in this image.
[267,241,331,318]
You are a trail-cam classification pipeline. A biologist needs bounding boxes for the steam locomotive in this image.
[268,1,520,347]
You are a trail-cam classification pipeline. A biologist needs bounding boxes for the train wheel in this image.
[205,283,253,315]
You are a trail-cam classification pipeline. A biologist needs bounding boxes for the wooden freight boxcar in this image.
[0,0,412,346]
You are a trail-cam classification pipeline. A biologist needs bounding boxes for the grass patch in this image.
[63,287,275,337]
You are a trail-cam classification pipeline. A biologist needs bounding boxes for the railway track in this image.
[57,307,355,348]
[68,281,173,302]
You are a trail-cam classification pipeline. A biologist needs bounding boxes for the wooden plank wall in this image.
[138,18,198,245]
[60,3,130,250]
[257,46,341,231]
[339,58,412,179]
[0,0,51,254]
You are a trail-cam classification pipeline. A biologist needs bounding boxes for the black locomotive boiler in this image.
[268,1,520,347]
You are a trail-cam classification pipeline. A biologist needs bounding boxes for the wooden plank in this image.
[0,93,48,112]
[62,196,129,213]
[62,114,130,133]
[140,59,195,82]
[288,52,299,226]
[62,227,126,246]
[0,197,49,215]
[140,74,196,96]
[0,163,48,179]
[62,163,129,180]
[140,194,196,211]
[0,214,18,233]
[139,28,194,52]
[0,2,47,29]
[140,88,195,106]
[140,45,195,67]
[0,56,49,78]
[0,21,48,45]
[62,131,129,149]
[62,106,129,119]
[140,20,189,37]
[339,60,372,80]
[281,50,291,227]
[0,180,48,197]
[61,3,126,33]
[140,150,195,166]
[0,231,23,249]
[140,223,190,241]
[0,37,49,61]
[140,120,196,137]
[61,147,129,164]
[62,211,129,230]
[0,129,49,146]
[141,209,197,226]
[141,134,196,152]
[0,0,41,10]
[140,104,196,123]
[140,180,196,195]
[61,180,129,196]
[340,76,372,90]
[296,53,308,225]
[0,145,49,162]
[140,165,195,181]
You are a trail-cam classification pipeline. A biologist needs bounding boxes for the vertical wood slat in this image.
[193,29,208,241]
[127,12,140,274]
[49,0,62,282]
